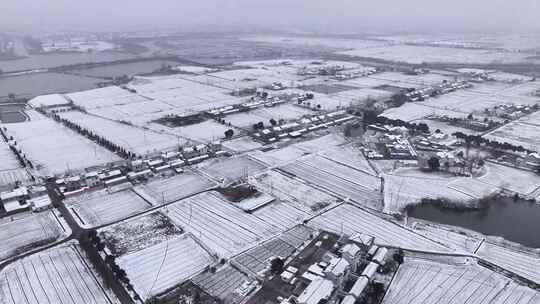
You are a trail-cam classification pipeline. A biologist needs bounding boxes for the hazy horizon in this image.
[1,0,539,34]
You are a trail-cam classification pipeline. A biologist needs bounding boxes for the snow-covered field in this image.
[166,191,281,258]
[198,155,267,183]
[252,201,310,231]
[411,222,483,254]
[3,118,120,175]
[0,141,21,171]
[66,86,146,110]
[249,170,339,214]
[382,256,540,304]
[476,242,540,284]
[136,172,216,205]
[318,144,376,175]
[65,189,151,228]
[478,162,540,195]
[339,44,533,65]
[484,122,540,152]
[0,211,67,262]
[57,111,180,155]
[147,120,231,143]
[99,211,183,256]
[308,204,450,252]
[192,265,251,300]
[0,242,118,304]
[249,146,308,167]
[117,234,214,300]
[281,155,382,210]
[222,136,262,152]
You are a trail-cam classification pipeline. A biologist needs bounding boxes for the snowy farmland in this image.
[166,191,282,258]
[65,189,151,228]
[57,111,180,155]
[198,155,267,184]
[478,162,540,195]
[192,265,252,301]
[0,211,67,263]
[308,204,450,252]
[484,122,540,152]
[280,155,382,210]
[117,234,214,300]
[0,242,118,304]
[0,141,30,186]
[2,118,121,175]
[99,211,183,256]
[476,241,540,284]
[249,145,308,167]
[382,256,540,304]
[148,120,232,143]
[134,172,216,205]
[249,170,340,214]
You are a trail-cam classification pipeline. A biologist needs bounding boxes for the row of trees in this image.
[452,131,531,153]
[367,115,430,134]
[52,113,134,159]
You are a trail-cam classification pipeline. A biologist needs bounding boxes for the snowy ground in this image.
[3,118,120,175]
[192,265,251,301]
[318,144,377,175]
[478,162,540,195]
[280,155,382,210]
[165,191,282,258]
[147,120,232,143]
[252,201,310,231]
[135,171,216,205]
[249,146,308,167]
[117,234,214,300]
[382,255,540,304]
[99,211,183,257]
[198,155,267,184]
[0,141,21,171]
[308,204,450,252]
[248,170,340,214]
[222,136,263,153]
[476,241,540,284]
[484,122,540,152]
[0,242,119,304]
[57,111,180,155]
[65,189,151,228]
[0,211,67,263]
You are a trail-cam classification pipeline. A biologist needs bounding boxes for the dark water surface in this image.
[408,197,540,248]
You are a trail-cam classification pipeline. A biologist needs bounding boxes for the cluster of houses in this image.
[0,185,52,215]
[253,111,356,144]
[333,67,379,81]
[55,141,224,197]
[484,103,539,120]
[405,80,471,101]
[364,124,418,160]
[297,64,346,76]
[207,91,301,118]
[275,232,391,304]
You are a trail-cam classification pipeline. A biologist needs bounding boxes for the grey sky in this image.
[2,0,539,33]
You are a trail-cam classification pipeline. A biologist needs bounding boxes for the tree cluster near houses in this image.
[452,131,531,153]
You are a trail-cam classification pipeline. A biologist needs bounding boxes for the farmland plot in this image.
[484,122,540,152]
[249,146,308,167]
[249,170,340,214]
[281,155,382,210]
[318,144,376,175]
[166,191,281,257]
[0,211,67,263]
[476,242,540,284]
[65,189,151,228]
[198,155,267,183]
[383,173,473,213]
[382,256,539,304]
[57,111,179,155]
[0,243,118,304]
[148,120,232,143]
[117,235,214,300]
[294,134,348,153]
[308,204,450,252]
[3,118,120,175]
[222,136,263,153]
[411,222,483,254]
[136,172,216,205]
[252,201,310,231]
[447,178,500,198]
[192,265,251,300]
[99,212,183,256]
[0,142,21,171]
[478,162,540,195]
[66,86,145,109]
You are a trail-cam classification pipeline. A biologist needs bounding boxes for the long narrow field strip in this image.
[198,155,268,184]
[308,204,450,252]
[476,242,540,284]
[166,191,281,258]
[65,189,151,228]
[252,201,310,231]
[280,155,382,210]
[117,235,214,300]
[382,257,540,304]
[0,243,118,304]
[0,211,66,263]
[137,172,216,205]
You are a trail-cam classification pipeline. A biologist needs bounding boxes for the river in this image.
[408,197,540,248]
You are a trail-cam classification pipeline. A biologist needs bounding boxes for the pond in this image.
[0,103,26,123]
[408,197,540,248]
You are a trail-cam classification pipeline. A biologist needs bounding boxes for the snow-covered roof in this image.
[297,277,334,304]
[29,195,52,210]
[325,257,349,277]
[361,262,378,279]
[349,277,369,298]
[372,247,388,264]
[341,243,361,257]
[0,187,28,201]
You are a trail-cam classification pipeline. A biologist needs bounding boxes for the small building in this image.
[84,171,101,187]
[0,187,28,204]
[29,195,53,212]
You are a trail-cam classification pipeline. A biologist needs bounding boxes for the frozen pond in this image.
[408,197,540,248]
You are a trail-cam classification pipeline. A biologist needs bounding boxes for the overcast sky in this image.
[2,0,539,33]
